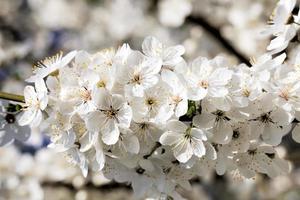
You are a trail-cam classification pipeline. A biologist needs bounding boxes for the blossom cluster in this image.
[1,0,300,199]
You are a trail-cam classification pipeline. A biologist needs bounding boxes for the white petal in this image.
[117,105,132,128]
[192,113,215,129]
[142,58,162,75]
[262,124,290,145]
[163,45,185,66]
[271,108,292,124]
[79,132,94,152]
[204,142,217,160]
[192,139,206,158]
[86,111,105,132]
[102,119,119,145]
[175,100,188,117]
[188,87,207,101]
[24,86,37,103]
[62,50,77,66]
[127,84,144,97]
[209,68,232,86]
[112,94,126,109]
[142,36,162,58]
[166,120,187,133]
[30,110,43,127]
[123,134,140,154]
[208,86,228,97]
[174,141,193,163]
[131,98,148,121]
[18,108,37,126]
[91,88,110,109]
[35,78,47,94]
[213,120,233,144]
[46,76,59,92]
[159,131,182,146]
[94,139,105,170]
[190,128,207,141]
[139,159,155,172]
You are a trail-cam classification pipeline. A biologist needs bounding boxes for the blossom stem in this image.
[143,142,162,159]
[0,91,25,103]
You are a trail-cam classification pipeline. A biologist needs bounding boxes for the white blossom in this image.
[185,56,233,101]
[18,79,48,127]
[26,51,77,83]
[86,88,132,145]
[160,120,207,163]
[264,0,299,54]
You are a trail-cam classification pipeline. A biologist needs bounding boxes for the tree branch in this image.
[42,181,131,191]
[143,142,161,159]
[186,15,251,66]
[0,91,25,103]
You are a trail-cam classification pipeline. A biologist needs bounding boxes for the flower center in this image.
[146,98,157,106]
[80,88,91,102]
[279,87,290,101]
[104,109,118,119]
[139,122,149,130]
[172,95,182,105]
[97,80,106,88]
[131,72,142,84]
[106,60,113,67]
[242,88,250,97]
[198,80,209,89]
[184,127,192,139]
[212,110,229,121]
[260,113,272,123]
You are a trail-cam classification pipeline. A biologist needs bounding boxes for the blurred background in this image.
[0,0,300,199]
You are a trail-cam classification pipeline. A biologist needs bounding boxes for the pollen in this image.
[97,80,106,88]
[172,95,182,104]
[146,98,157,106]
[131,71,142,84]
[104,109,118,119]
[49,69,59,77]
[198,80,209,89]
[139,122,149,130]
[80,88,92,102]
[34,51,63,69]
[242,88,251,97]
[279,87,290,101]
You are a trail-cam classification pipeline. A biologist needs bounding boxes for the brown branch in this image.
[42,181,131,192]
[186,15,251,66]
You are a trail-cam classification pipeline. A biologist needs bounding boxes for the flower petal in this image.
[102,119,119,145]
[18,108,37,126]
[159,131,182,146]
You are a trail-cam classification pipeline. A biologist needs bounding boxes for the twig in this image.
[186,15,251,66]
[42,181,131,192]
[143,142,162,159]
[0,91,25,103]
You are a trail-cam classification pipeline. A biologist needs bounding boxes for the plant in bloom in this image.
[2,1,300,199]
